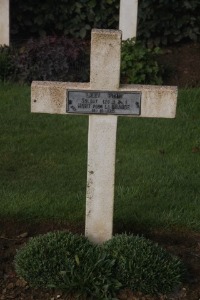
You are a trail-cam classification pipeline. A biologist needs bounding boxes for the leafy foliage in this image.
[103,234,184,295]
[10,0,119,39]
[0,37,163,85]
[10,0,200,46]
[15,231,121,299]
[0,46,15,82]
[138,0,200,46]
[121,39,163,85]
[15,231,184,298]
[1,36,90,83]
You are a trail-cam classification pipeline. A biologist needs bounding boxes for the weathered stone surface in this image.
[90,29,121,90]
[0,0,9,46]
[85,30,121,243]
[119,0,138,40]
[85,115,117,243]
[32,82,177,118]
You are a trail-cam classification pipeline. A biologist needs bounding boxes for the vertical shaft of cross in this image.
[0,0,10,46]
[85,30,121,244]
[119,0,138,40]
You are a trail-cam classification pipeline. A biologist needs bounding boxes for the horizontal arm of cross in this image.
[31,81,177,118]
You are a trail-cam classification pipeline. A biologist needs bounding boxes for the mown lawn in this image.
[0,84,199,230]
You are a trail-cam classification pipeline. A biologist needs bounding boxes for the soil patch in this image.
[1,220,200,300]
[159,42,200,88]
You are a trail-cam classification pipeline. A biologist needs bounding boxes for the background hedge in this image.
[10,0,119,40]
[138,0,200,46]
[10,0,200,45]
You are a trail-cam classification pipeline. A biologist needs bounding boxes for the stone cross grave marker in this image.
[31,29,177,244]
[0,0,10,45]
[119,0,138,40]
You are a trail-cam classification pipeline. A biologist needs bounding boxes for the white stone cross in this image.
[31,29,177,244]
[119,0,138,40]
[0,0,10,46]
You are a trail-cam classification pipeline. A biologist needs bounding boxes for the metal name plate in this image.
[67,90,141,115]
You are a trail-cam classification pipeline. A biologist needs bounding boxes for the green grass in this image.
[0,83,200,230]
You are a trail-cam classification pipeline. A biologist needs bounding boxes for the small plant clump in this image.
[121,38,163,85]
[15,231,121,299]
[15,231,184,299]
[103,234,184,295]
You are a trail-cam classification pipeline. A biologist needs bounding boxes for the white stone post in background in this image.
[119,0,138,40]
[0,0,10,46]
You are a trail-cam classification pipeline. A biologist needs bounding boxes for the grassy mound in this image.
[103,234,184,295]
[15,231,184,298]
[15,231,121,299]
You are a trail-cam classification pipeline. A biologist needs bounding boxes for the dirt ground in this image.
[0,42,200,300]
[159,42,200,88]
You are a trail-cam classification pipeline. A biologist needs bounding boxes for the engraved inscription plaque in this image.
[67,90,141,115]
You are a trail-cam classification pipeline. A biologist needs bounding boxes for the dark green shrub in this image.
[10,0,200,46]
[103,234,184,295]
[0,37,163,85]
[121,38,163,85]
[12,36,89,83]
[15,231,121,299]
[10,0,119,39]
[138,0,200,46]
[0,46,15,82]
